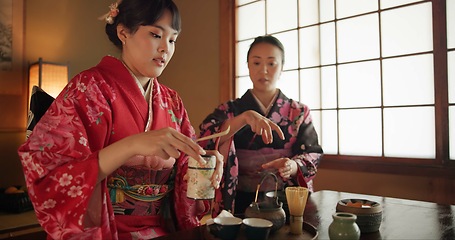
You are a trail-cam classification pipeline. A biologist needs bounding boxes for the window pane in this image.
[238,0,256,5]
[299,0,319,27]
[320,22,336,65]
[320,0,335,22]
[236,76,252,98]
[336,0,377,19]
[236,40,254,77]
[267,0,297,33]
[448,0,455,49]
[383,54,434,106]
[300,68,321,109]
[321,66,337,109]
[381,0,424,9]
[273,31,299,70]
[449,52,455,104]
[311,110,323,147]
[338,61,381,108]
[321,110,338,154]
[299,26,320,68]
[450,106,455,160]
[381,3,433,57]
[337,14,380,63]
[339,109,382,156]
[277,70,299,100]
[237,2,265,40]
[384,107,435,158]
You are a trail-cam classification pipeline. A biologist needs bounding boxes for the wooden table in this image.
[155,190,455,240]
[0,210,45,239]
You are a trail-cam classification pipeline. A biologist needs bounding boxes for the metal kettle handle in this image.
[254,172,279,204]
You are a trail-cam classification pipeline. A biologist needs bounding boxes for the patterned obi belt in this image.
[108,176,174,204]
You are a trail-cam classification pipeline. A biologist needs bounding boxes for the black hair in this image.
[247,35,285,65]
[105,0,181,49]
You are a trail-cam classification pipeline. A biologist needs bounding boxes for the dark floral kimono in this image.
[199,89,323,216]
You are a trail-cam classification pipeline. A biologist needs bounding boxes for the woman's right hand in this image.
[98,127,207,181]
[131,127,207,164]
[242,110,285,144]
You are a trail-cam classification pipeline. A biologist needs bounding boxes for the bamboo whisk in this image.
[285,187,309,234]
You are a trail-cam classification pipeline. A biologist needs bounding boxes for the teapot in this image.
[244,172,286,233]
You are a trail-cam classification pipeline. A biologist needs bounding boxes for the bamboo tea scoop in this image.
[195,126,230,142]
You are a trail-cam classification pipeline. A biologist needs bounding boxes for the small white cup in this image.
[186,155,216,199]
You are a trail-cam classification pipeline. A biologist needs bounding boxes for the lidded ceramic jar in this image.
[328,212,360,240]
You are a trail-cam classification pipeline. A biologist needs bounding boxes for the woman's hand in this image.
[98,127,207,181]
[131,127,207,164]
[242,110,285,144]
[261,158,297,181]
[204,150,224,189]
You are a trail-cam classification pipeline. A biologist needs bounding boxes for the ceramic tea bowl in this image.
[209,216,242,240]
[242,218,273,240]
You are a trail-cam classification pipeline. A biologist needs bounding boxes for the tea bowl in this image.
[242,218,273,240]
[209,216,243,240]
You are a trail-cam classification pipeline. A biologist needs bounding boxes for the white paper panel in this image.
[300,68,321,109]
[336,0,378,19]
[273,31,299,70]
[382,54,434,106]
[449,52,455,104]
[321,66,337,109]
[337,14,380,63]
[319,0,335,22]
[267,0,297,34]
[339,109,382,156]
[237,2,265,40]
[384,107,435,158]
[236,40,254,77]
[320,22,336,65]
[338,61,381,108]
[277,70,299,101]
[237,0,256,5]
[381,3,433,57]
[299,26,320,68]
[321,110,338,154]
[310,110,323,149]
[381,0,424,9]
[235,76,252,98]
[299,0,319,27]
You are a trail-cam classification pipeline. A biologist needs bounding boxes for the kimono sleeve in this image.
[17,72,115,239]
[290,104,323,190]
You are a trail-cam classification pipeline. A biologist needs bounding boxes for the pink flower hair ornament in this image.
[98,1,121,24]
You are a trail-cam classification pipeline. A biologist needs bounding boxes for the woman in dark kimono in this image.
[199,35,323,215]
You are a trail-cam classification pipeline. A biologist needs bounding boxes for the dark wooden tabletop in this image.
[156,190,455,240]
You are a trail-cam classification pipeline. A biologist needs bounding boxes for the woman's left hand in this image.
[204,150,224,189]
[183,150,224,189]
[261,158,297,180]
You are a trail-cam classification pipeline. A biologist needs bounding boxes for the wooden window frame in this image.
[219,0,455,178]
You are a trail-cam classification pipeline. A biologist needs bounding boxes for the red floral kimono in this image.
[199,90,323,216]
[18,56,209,239]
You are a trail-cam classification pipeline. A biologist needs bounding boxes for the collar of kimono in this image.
[250,89,279,115]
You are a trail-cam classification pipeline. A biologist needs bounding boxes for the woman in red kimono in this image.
[199,35,323,215]
[18,0,223,239]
